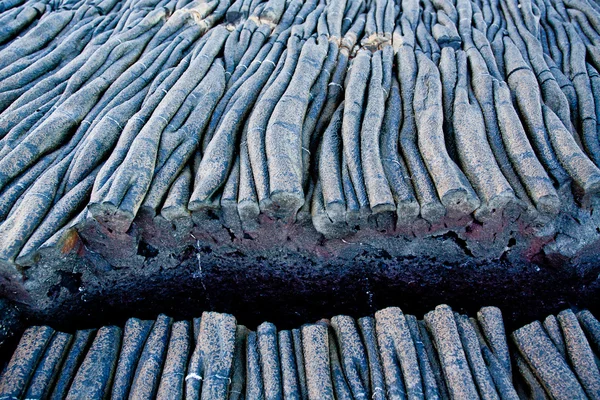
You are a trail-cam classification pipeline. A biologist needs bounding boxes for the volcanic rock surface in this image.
[1,0,600,336]
[2,305,600,399]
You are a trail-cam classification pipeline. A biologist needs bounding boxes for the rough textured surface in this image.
[0,0,600,324]
[3,306,600,398]
[2,2,600,398]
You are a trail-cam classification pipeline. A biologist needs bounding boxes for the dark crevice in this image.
[137,239,159,259]
[11,240,599,338]
[433,231,475,257]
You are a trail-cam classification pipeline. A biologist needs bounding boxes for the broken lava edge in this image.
[1,192,600,330]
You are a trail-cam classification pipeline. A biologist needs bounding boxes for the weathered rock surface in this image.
[2,306,600,399]
[0,0,598,324]
[2,0,600,368]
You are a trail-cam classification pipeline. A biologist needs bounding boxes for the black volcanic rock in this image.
[0,0,599,322]
[2,306,600,398]
[0,325,54,398]
[1,2,600,398]
[65,325,121,399]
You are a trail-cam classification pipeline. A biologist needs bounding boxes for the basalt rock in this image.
[2,306,600,399]
[1,0,600,377]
